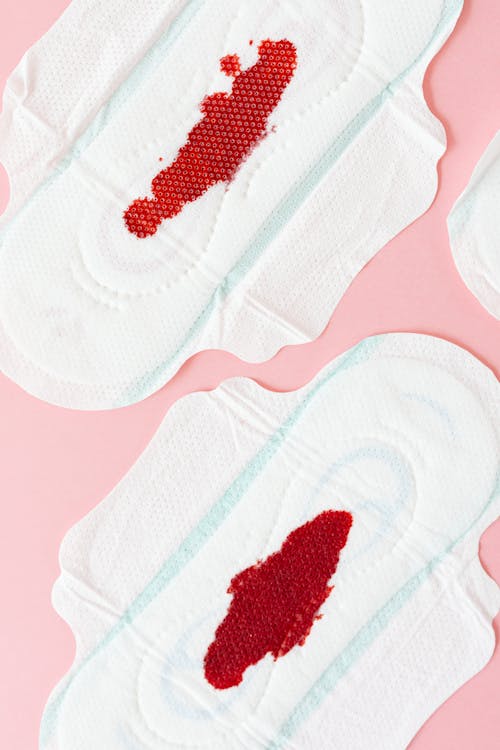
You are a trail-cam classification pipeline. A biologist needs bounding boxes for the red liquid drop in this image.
[220,53,242,78]
[204,510,353,690]
[124,39,297,238]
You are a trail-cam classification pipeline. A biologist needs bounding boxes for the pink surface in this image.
[0,1,499,748]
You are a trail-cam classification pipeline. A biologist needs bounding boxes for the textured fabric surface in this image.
[0,0,462,408]
[40,333,500,749]
[448,129,500,320]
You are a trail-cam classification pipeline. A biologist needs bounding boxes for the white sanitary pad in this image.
[448,129,500,320]
[0,0,462,409]
[41,333,500,750]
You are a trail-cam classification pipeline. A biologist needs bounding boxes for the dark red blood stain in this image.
[204,510,353,690]
[124,39,297,238]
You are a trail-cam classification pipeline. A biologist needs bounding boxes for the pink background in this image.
[0,1,499,748]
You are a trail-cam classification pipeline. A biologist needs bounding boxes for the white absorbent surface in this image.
[448,129,500,320]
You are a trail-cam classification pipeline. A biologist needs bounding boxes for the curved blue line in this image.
[270,473,500,748]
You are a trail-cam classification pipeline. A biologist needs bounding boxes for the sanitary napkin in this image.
[0,0,462,409]
[448,129,500,320]
[41,333,500,750]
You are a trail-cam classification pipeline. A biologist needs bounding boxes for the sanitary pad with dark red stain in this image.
[40,334,500,749]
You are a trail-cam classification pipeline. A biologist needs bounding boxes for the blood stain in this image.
[124,39,297,238]
[204,509,353,690]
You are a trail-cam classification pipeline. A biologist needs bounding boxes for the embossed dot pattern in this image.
[124,39,297,238]
[204,510,353,690]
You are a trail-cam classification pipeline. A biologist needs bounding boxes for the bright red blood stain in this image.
[124,39,297,238]
[219,53,242,78]
[204,510,353,690]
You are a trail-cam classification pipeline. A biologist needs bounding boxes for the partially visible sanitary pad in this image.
[0,0,462,408]
[41,333,500,749]
[448,129,500,319]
